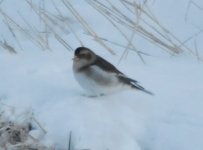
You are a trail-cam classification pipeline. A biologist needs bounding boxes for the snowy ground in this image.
[0,0,203,150]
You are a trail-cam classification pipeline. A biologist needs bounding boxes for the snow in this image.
[0,0,203,150]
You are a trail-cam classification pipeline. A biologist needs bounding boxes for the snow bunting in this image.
[72,47,153,96]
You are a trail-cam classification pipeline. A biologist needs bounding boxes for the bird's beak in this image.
[72,56,80,61]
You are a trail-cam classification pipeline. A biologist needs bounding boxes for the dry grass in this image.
[0,99,90,150]
[0,0,202,59]
[0,104,54,150]
[86,0,203,61]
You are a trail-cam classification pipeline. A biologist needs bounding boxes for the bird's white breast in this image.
[73,65,125,96]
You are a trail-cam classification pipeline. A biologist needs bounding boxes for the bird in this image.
[72,46,153,96]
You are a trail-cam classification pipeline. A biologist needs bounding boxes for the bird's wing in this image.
[118,74,153,95]
[94,55,123,74]
[94,55,153,95]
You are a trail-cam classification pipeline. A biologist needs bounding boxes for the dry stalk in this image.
[51,0,84,46]
[62,0,116,55]
[86,0,202,61]
[86,0,146,62]
[0,7,50,50]
[25,0,73,51]
[0,40,17,54]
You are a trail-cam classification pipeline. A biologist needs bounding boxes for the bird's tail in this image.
[130,81,154,95]
[119,75,154,95]
[132,84,153,95]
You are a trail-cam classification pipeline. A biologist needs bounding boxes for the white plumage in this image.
[73,65,128,96]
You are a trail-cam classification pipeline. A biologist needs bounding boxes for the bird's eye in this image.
[78,53,91,59]
[78,53,86,58]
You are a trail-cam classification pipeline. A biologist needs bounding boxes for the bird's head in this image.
[73,47,96,71]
